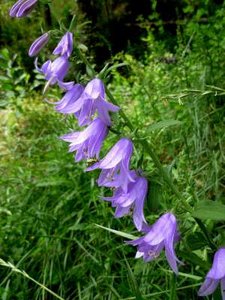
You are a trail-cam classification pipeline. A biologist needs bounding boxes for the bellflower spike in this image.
[53,32,73,58]
[28,33,49,57]
[198,247,225,299]
[127,213,180,274]
[87,138,135,192]
[59,78,119,126]
[35,57,74,91]
[60,118,108,162]
[103,173,148,231]
[55,84,84,112]
[9,0,37,18]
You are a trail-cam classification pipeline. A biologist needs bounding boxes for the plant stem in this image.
[0,259,65,300]
[75,50,216,250]
[106,87,192,212]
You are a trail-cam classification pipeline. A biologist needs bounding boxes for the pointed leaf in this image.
[192,200,225,221]
[95,224,138,240]
[146,120,182,132]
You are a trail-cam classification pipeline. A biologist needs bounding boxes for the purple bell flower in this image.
[53,32,73,58]
[9,0,37,18]
[58,78,119,126]
[102,173,148,231]
[28,32,49,57]
[35,56,74,91]
[55,84,84,112]
[127,212,180,274]
[198,248,225,299]
[87,138,135,192]
[60,118,108,162]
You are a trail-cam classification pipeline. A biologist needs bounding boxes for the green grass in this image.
[0,5,225,299]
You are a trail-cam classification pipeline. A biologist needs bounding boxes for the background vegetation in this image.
[0,0,224,299]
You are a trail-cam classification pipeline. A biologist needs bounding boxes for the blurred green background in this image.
[0,0,225,299]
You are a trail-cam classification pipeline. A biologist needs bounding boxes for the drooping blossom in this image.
[35,56,73,91]
[53,32,73,58]
[102,173,148,231]
[60,118,108,162]
[198,247,225,299]
[28,32,49,57]
[87,138,135,192]
[9,0,38,18]
[127,212,180,274]
[58,78,119,126]
[55,84,84,112]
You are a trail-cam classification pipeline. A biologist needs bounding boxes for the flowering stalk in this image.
[74,47,217,251]
[106,86,217,251]
[75,49,191,210]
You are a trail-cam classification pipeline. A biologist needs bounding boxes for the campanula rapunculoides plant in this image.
[6,1,225,299]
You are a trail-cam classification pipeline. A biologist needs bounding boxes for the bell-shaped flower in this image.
[198,248,225,299]
[103,173,148,231]
[53,32,73,58]
[60,118,108,162]
[127,212,180,274]
[9,0,37,18]
[87,138,135,192]
[55,84,84,112]
[35,56,74,91]
[58,78,119,126]
[28,32,49,57]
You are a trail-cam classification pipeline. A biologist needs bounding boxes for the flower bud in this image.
[28,33,49,57]
[53,32,73,58]
[9,0,38,18]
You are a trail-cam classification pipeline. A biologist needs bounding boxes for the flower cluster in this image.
[8,3,224,299]
[8,0,180,277]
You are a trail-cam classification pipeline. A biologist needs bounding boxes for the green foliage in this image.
[107,4,225,297]
[0,48,30,106]
[193,201,225,221]
[0,1,225,299]
[0,1,87,76]
[1,98,183,299]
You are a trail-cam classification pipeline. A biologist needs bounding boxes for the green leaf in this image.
[146,120,182,132]
[186,232,206,250]
[192,200,225,221]
[178,251,210,271]
[95,224,138,240]
[147,180,162,211]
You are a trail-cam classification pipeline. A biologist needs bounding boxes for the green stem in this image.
[106,87,192,212]
[0,259,65,300]
[75,49,216,250]
[194,218,216,251]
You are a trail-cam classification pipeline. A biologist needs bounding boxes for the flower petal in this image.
[198,277,219,296]
[207,248,225,280]
[144,213,176,245]
[220,277,225,300]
